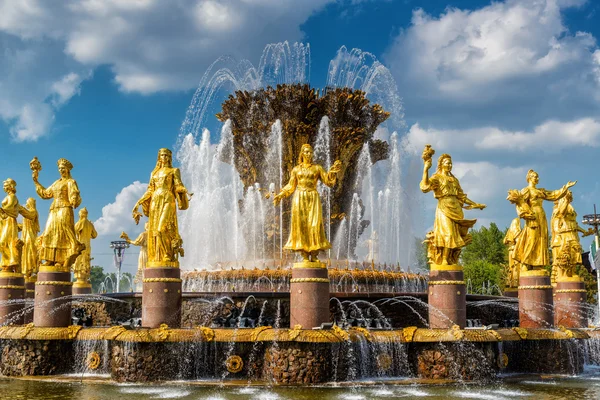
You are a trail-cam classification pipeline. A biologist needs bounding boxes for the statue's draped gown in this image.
[20,205,39,276]
[0,193,21,268]
[420,173,476,250]
[137,167,186,263]
[36,178,82,266]
[280,164,336,253]
[513,185,570,267]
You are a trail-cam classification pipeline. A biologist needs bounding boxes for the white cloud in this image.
[0,0,334,138]
[94,181,148,236]
[385,0,600,128]
[404,118,600,155]
[452,161,527,203]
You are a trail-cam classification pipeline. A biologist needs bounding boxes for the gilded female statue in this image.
[132,148,189,267]
[20,197,40,279]
[510,170,575,270]
[74,207,98,285]
[32,158,84,269]
[273,144,341,262]
[550,190,592,281]
[0,179,23,272]
[420,147,486,266]
[121,222,148,287]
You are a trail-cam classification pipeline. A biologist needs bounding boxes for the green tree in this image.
[461,223,508,266]
[463,260,504,295]
[576,265,598,305]
[461,223,508,295]
[90,265,107,293]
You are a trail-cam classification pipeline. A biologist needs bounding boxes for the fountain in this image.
[0,42,597,388]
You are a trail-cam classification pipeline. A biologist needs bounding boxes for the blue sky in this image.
[1,0,599,276]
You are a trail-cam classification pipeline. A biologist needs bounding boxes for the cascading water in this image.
[175,41,419,274]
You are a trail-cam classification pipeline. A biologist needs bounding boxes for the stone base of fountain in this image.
[554,278,587,328]
[0,272,25,325]
[290,262,329,329]
[503,288,518,298]
[428,266,466,329]
[142,267,182,328]
[34,271,72,327]
[0,325,589,383]
[518,270,553,328]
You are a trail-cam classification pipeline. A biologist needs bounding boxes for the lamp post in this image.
[583,205,600,320]
[110,240,130,293]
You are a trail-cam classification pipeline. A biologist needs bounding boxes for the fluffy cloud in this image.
[94,181,148,236]
[0,0,334,139]
[404,118,600,155]
[385,0,600,128]
[452,161,527,203]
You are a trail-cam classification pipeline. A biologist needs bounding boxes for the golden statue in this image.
[31,157,84,271]
[132,148,190,267]
[508,170,575,270]
[74,207,98,288]
[419,146,486,266]
[20,197,40,281]
[550,190,593,283]
[273,144,341,262]
[0,179,24,273]
[121,222,148,288]
[503,216,522,288]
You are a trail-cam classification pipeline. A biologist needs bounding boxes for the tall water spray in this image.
[176,42,415,270]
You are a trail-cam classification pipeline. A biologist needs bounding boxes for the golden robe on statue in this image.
[280,164,336,253]
[421,174,476,250]
[36,177,82,266]
[133,148,189,267]
[512,185,570,267]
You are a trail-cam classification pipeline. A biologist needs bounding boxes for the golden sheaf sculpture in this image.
[273,144,341,262]
[132,148,191,268]
[419,145,485,266]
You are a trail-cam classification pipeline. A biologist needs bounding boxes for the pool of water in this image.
[3,370,600,400]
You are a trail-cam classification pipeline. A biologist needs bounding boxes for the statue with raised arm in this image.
[20,198,40,281]
[74,207,97,289]
[509,169,576,271]
[550,190,593,282]
[131,148,190,267]
[31,157,84,271]
[419,145,486,266]
[273,144,342,262]
[121,222,148,289]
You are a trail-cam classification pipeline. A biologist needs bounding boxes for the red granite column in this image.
[290,262,330,329]
[0,272,25,325]
[23,277,36,324]
[142,267,182,328]
[554,277,587,328]
[428,266,466,328]
[518,269,553,328]
[72,280,92,295]
[34,269,72,327]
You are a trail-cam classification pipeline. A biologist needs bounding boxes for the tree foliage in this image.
[461,223,508,266]
[90,265,106,294]
[461,223,507,295]
[463,260,505,295]
[576,265,598,305]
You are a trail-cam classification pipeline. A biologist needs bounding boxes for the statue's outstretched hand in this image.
[566,180,577,189]
[273,193,283,207]
[329,160,342,174]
